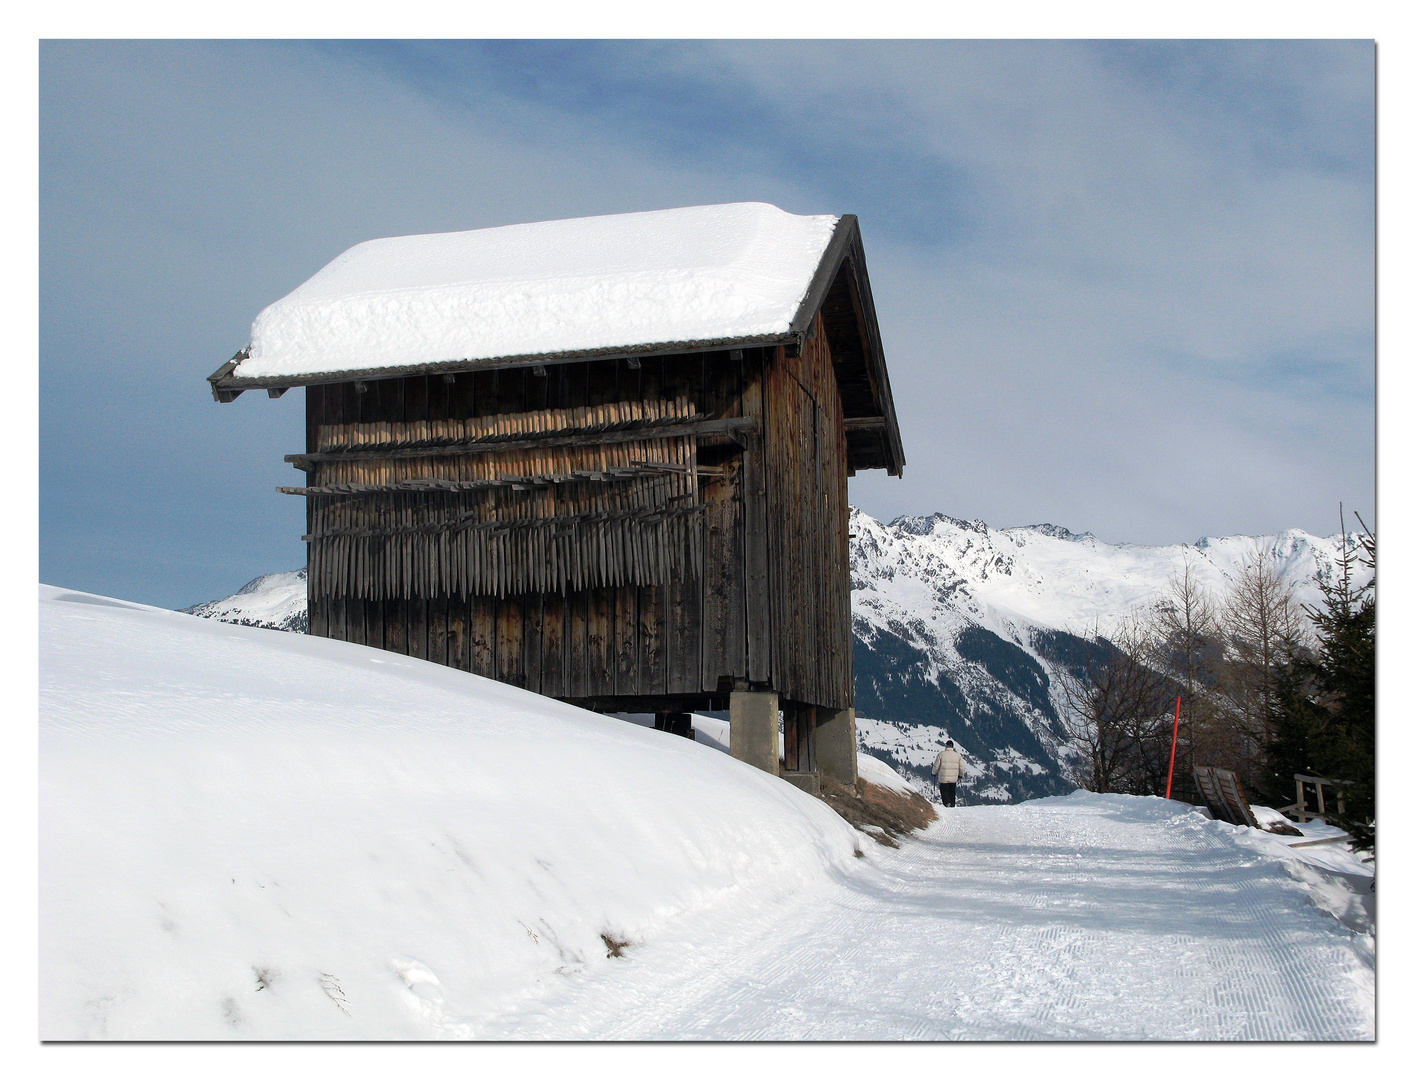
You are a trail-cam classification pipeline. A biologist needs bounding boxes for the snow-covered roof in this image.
[227,202,841,383]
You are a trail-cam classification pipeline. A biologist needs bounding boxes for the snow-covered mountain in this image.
[182,569,308,632]
[182,509,1368,806]
[848,507,1370,803]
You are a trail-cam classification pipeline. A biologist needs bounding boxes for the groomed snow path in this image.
[488,796,1373,1041]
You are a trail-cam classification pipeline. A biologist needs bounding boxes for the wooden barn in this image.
[208,202,904,791]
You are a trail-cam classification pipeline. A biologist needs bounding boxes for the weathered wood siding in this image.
[300,396,702,600]
[303,353,747,706]
[761,313,853,711]
[301,333,851,713]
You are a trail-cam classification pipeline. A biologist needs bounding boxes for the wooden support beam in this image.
[843,416,887,431]
[284,416,757,466]
[266,386,289,399]
[279,462,696,498]
[300,502,705,542]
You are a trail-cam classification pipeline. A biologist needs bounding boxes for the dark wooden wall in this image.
[300,332,852,714]
[762,312,853,711]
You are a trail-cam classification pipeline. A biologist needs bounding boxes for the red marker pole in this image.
[1165,696,1182,799]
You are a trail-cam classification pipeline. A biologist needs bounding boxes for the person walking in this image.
[932,740,964,807]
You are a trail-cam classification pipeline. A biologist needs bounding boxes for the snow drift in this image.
[38,585,860,1039]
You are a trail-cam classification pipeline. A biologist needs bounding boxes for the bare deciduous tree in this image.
[1218,548,1306,788]
[1057,616,1174,795]
[1149,557,1225,801]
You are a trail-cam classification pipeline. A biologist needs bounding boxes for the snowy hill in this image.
[39,585,860,1039]
[180,509,1367,807]
[848,507,1370,803]
[182,569,308,632]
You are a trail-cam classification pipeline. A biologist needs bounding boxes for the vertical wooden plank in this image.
[474,367,500,420]
[742,348,772,686]
[586,358,617,407]
[427,376,452,668]
[769,352,788,701]
[522,595,544,695]
[375,376,404,652]
[637,585,665,699]
[326,595,347,648]
[587,587,613,697]
[496,597,524,687]
[700,460,744,691]
[309,595,329,640]
[525,363,550,413]
[428,371,451,423]
[470,595,496,677]
[407,597,428,661]
[384,597,407,655]
[365,596,385,652]
[565,590,589,698]
[428,595,448,668]
[540,592,566,697]
[345,591,367,647]
[304,383,322,456]
[783,703,799,772]
[445,597,468,671]
[404,373,429,425]
[698,348,734,693]
[451,367,477,421]
[819,313,854,711]
[306,384,329,640]
[667,571,700,697]
[615,587,637,698]
[639,357,662,412]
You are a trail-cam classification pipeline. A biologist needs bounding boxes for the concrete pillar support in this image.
[729,690,780,776]
[816,705,858,788]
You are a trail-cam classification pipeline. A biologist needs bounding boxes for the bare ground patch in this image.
[819,775,937,847]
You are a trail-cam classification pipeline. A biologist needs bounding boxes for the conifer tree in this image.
[1267,513,1374,852]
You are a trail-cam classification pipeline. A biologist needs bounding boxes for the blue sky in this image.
[38,39,1374,608]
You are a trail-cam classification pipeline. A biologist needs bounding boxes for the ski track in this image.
[477,796,1373,1041]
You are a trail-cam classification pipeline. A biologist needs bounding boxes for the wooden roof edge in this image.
[793,216,904,477]
[206,334,795,400]
[846,223,905,477]
[789,215,859,339]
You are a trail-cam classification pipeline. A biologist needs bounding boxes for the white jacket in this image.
[932,748,964,783]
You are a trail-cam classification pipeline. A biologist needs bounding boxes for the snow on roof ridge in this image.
[236,202,841,381]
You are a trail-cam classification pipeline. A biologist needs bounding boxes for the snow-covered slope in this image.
[39,584,1373,1040]
[182,569,308,632]
[39,585,860,1039]
[848,508,1370,803]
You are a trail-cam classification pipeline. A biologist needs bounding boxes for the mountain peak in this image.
[1017,523,1091,542]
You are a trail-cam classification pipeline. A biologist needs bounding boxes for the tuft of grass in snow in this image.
[600,932,632,958]
[819,775,937,847]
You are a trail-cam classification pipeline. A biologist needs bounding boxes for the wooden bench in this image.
[1192,766,1303,835]
[1193,766,1260,828]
